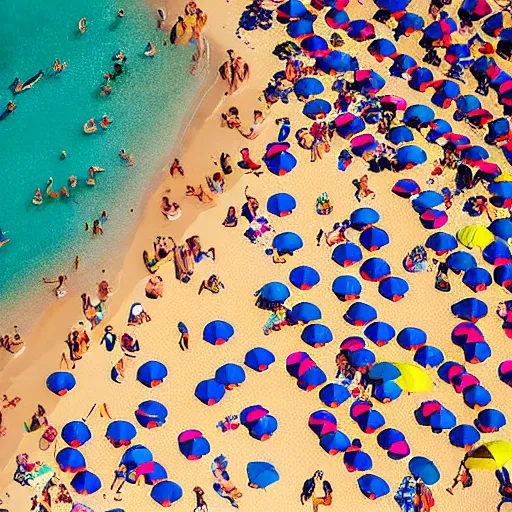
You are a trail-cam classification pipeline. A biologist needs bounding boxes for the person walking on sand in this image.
[170,158,184,177]
[193,486,208,511]
[43,274,68,297]
[447,459,472,495]
[74,256,80,271]
[313,480,333,511]
[178,322,189,351]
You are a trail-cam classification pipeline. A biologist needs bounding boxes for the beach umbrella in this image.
[445,43,472,65]
[389,54,417,78]
[462,267,492,292]
[461,146,490,164]
[438,361,466,384]
[351,133,378,157]
[350,207,380,230]
[396,12,425,38]
[309,410,337,437]
[244,347,275,372]
[56,448,86,473]
[340,336,366,352]
[135,401,168,429]
[195,379,225,406]
[203,320,234,345]
[325,8,350,29]
[374,0,411,10]
[377,428,405,450]
[301,324,333,348]
[455,95,481,120]
[332,275,362,301]
[452,322,485,346]
[364,322,395,347]
[373,381,402,403]
[483,241,512,266]
[71,471,101,496]
[144,462,168,485]
[463,384,492,408]
[350,399,373,420]
[267,193,297,217]
[378,276,409,302]
[303,99,332,120]
[344,448,373,472]
[393,362,433,392]
[62,421,92,448]
[301,35,329,57]
[353,70,386,97]
[430,407,457,432]
[241,405,269,427]
[452,372,480,394]
[106,420,137,448]
[416,400,442,423]
[121,444,153,473]
[320,430,351,455]
[452,298,488,322]
[264,141,292,159]
[319,383,350,408]
[464,342,492,364]
[334,113,365,139]
[447,251,477,273]
[392,179,420,198]
[137,361,168,388]
[489,219,512,242]
[346,20,375,42]
[273,232,303,255]
[150,481,183,507]
[360,227,389,252]
[265,151,297,176]
[409,67,434,92]
[420,209,448,230]
[465,441,512,470]
[287,19,314,39]
[403,105,435,128]
[356,409,385,433]
[483,12,507,37]
[386,126,414,145]
[290,266,320,291]
[358,474,390,499]
[317,51,359,74]
[414,346,444,368]
[46,371,76,396]
[412,191,444,213]
[485,118,511,145]
[476,409,507,433]
[467,108,494,128]
[289,302,321,324]
[499,360,512,386]
[379,95,407,111]
[409,457,440,485]
[247,462,279,489]
[344,302,377,326]
[178,430,210,460]
[276,0,308,21]
[360,258,390,282]
[257,282,290,307]
[423,14,457,46]
[397,327,427,351]
[286,352,316,378]
[349,348,376,369]
[250,415,278,441]
[368,38,397,62]
[332,242,363,267]
[489,182,512,198]
[426,232,458,254]
[459,0,492,22]
[294,77,324,99]
[297,365,327,391]
[495,264,512,290]
[215,363,246,388]
[426,119,452,143]
[431,80,460,109]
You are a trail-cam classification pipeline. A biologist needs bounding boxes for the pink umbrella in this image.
[452,372,480,394]
[265,142,291,159]
[388,440,411,459]
[340,336,366,352]
[419,400,442,418]
[350,400,373,419]
[379,95,407,111]
[177,429,203,443]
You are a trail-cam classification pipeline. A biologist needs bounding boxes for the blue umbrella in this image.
[462,267,492,292]
[386,126,414,145]
[349,348,376,369]
[424,15,457,41]
[320,430,351,454]
[437,361,466,384]
[352,70,386,96]
[250,415,279,440]
[244,347,275,372]
[364,322,395,347]
[56,448,86,473]
[412,191,444,213]
[319,383,350,407]
[289,302,321,323]
[302,324,333,347]
[241,405,269,427]
[389,54,417,78]
[344,302,377,326]
[426,119,453,143]
[332,242,363,267]
[403,104,435,128]
[476,409,506,432]
[377,428,405,449]
[489,182,512,198]
[301,35,329,57]
[46,371,76,396]
[495,263,512,289]
[489,219,512,241]
[483,12,505,37]
[357,474,390,499]
[195,379,226,406]
[290,266,320,291]
[215,363,246,387]
[396,12,425,35]
[430,407,457,432]
[265,151,297,176]
[303,98,332,120]
[451,298,488,322]
[483,241,512,266]
[409,67,434,91]
[144,462,168,485]
[287,19,314,39]
[350,207,380,230]
[344,449,373,471]
[446,44,472,66]
[150,481,183,507]
[71,470,102,495]
[456,95,481,117]
[317,51,358,74]
[335,113,365,139]
[378,276,409,301]
[346,20,375,42]
[294,77,324,99]
[356,409,386,433]
[414,346,444,368]
[137,361,168,388]
[449,424,481,448]
[392,178,420,198]
[106,420,137,447]
[325,8,349,29]
[461,146,490,163]
[374,0,411,10]
[359,227,390,251]
[368,38,397,61]
[203,320,235,345]
[432,80,460,108]
[397,327,427,350]
[463,384,492,408]
[373,381,403,403]
[62,421,92,448]
[267,193,297,217]
[135,401,168,429]
[360,258,391,283]
[447,251,477,273]
[257,282,290,304]
[409,457,440,485]
[297,365,327,391]
[121,444,153,470]
[178,433,211,459]
[273,232,303,254]
[332,275,362,301]
[464,342,492,364]
[276,0,308,21]
[309,410,337,437]
[425,232,458,253]
[247,461,280,489]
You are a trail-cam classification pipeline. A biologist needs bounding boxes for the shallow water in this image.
[0,0,202,323]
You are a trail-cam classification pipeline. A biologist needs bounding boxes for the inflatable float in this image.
[78,17,87,34]
[144,42,157,57]
[84,119,97,133]
[9,70,44,95]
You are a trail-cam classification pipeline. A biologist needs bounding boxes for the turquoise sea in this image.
[0,0,203,324]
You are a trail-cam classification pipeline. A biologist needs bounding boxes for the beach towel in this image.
[403,246,429,273]
[173,243,195,283]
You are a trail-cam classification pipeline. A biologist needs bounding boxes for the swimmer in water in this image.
[100,80,113,97]
[53,59,67,74]
[69,176,77,188]
[32,188,43,205]
[120,148,128,160]
[92,219,103,235]
[113,50,126,63]
[118,9,125,17]
[100,115,113,129]
[60,150,67,159]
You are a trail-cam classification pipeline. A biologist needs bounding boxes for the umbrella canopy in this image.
[431,80,460,108]
[461,146,490,164]
[121,444,153,471]
[357,474,390,499]
[344,302,377,326]
[489,181,512,198]
[287,19,315,39]
[346,20,375,42]
[397,12,425,34]
[150,480,183,507]
[403,105,435,128]
[247,462,280,489]
[452,372,480,394]
[297,365,327,391]
[267,193,297,217]
[257,281,290,304]
[430,407,457,431]
[377,428,406,449]
[289,302,321,323]
[215,363,246,387]
[135,401,168,429]
[178,430,211,460]
[56,448,86,473]
[452,322,485,346]
[360,227,390,252]
[465,441,512,470]
[438,361,466,384]
[301,35,329,57]
[356,409,385,433]
[241,405,270,427]
[379,95,408,111]
[106,420,137,447]
[397,327,427,351]
[276,0,309,19]
[332,242,363,267]
[462,267,492,292]
[273,232,303,254]
[373,381,402,403]
[451,298,488,322]
[483,241,512,266]
[353,70,386,97]
[71,471,102,495]
[368,38,397,62]
[457,225,495,249]
[244,347,275,372]
[340,336,366,352]
[309,410,337,437]
[369,362,401,382]
[409,457,440,485]
[463,384,492,408]
[46,371,76,396]
[420,209,448,230]
[392,178,420,198]
[265,151,297,176]
[426,119,453,143]
[203,320,235,345]
[349,348,376,369]
[464,340,492,364]
[290,265,320,291]
[489,219,512,242]
[426,232,458,253]
[499,360,512,385]
[335,113,365,139]
[477,409,507,432]
[303,99,332,120]
[332,275,362,301]
[374,0,411,10]
[378,276,409,302]
[350,207,380,230]
[351,133,378,157]
[409,67,434,91]
[393,362,433,392]
[344,449,373,472]
[325,8,350,29]
[389,54,417,78]
[319,382,350,408]
[137,361,168,388]
[317,51,358,74]
[250,415,279,440]
[414,346,444,368]
[320,430,351,455]
[412,191,444,213]
[360,258,391,282]
[364,322,395,347]
[386,126,414,145]
[286,351,316,378]
[294,77,324,99]
[195,379,226,406]
[302,324,333,347]
[144,462,168,485]
[62,421,92,448]
[495,264,512,290]
[456,95,481,116]
[447,251,477,273]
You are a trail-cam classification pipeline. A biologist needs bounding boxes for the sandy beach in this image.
[3,0,512,510]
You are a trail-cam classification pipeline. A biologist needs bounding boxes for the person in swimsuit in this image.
[178,322,189,351]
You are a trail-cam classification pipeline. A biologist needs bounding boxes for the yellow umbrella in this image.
[465,441,512,470]
[494,173,512,183]
[457,225,495,250]
[392,362,433,393]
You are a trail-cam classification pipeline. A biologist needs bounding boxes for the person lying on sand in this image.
[170,158,184,177]
[218,49,250,95]
[238,110,267,140]
[2,394,21,409]
[161,196,182,220]
[198,274,224,295]
[145,275,164,299]
[221,107,241,129]
[186,184,213,202]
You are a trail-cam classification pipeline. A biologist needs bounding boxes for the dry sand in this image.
[2,0,512,511]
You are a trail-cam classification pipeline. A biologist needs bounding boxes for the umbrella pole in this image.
[82,403,97,423]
